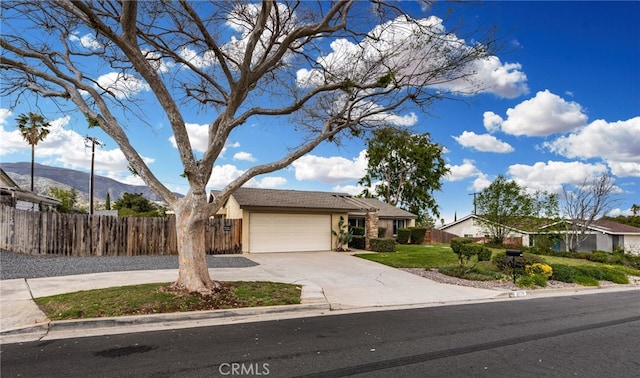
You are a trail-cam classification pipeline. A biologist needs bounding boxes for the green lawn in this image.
[355,244,640,283]
[355,244,458,268]
[34,281,301,320]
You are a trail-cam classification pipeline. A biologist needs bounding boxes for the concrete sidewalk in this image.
[4,252,633,344]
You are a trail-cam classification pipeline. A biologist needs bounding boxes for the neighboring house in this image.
[438,214,530,246]
[0,168,61,211]
[213,187,416,253]
[535,219,640,255]
[440,213,640,255]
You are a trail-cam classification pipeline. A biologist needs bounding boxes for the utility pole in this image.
[469,192,479,215]
[85,136,103,215]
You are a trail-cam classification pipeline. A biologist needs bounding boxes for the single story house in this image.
[213,187,416,253]
[439,213,640,255]
[535,219,640,254]
[438,214,530,246]
[0,168,61,211]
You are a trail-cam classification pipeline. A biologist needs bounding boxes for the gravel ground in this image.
[0,250,258,280]
[399,268,637,291]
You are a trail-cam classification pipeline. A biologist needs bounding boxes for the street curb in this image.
[47,302,331,332]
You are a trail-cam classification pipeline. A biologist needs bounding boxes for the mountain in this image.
[0,162,175,203]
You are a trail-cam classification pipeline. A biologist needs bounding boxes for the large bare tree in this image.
[561,174,618,252]
[1,1,501,293]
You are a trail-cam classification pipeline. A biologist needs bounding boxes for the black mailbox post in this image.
[506,249,523,284]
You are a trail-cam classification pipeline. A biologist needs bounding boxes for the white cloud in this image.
[453,131,514,153]
[448,57,529,99]
[1,112,153,185]
[207,164,244,188]
[224,3,299,68]
[144,50,174,73]
[494,90,588,136]
[252,176,287,189]
[206,163,286,189]
[95,72,150,99]
[292,150,368,184]
[483,111,503,133]
[69,32,102,50]
[332,183,367,195]
[446,159,480,181]
[0,109,27,155]
[507,160,609,193]
[233,151,257,162]
[472,173,492,191]
[544,117,640,177]
[178,47,217,69]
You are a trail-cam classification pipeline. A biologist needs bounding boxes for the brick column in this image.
[365,210,379,251]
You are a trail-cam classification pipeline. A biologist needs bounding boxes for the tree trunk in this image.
[171,199,221,295]
[30,145,35,192]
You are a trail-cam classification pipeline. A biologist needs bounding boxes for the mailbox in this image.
[506,249,523,257]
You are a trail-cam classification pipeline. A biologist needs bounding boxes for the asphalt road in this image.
[2,291,639,377]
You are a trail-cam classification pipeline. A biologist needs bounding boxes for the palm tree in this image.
[16,112,51,192]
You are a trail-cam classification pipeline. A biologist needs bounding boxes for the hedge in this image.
[396,228,411,244]
[370,238,396,252]
[409,227,427,244]
[349,235,365,250]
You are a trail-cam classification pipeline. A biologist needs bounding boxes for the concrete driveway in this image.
[245,252,502,309]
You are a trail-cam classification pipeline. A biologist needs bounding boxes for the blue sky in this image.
[1,1,638,224]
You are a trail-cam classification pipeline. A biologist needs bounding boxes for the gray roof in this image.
[228,187,362,212]
[348,197,417,219]
[219,188,416,219]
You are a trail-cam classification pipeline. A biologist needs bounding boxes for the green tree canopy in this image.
[15,112,50,192]
[359,127,448,224]
[475,175,558,244]
[113,192,161,217]
[49,187,79,213]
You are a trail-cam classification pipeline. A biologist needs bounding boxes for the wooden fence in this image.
[0,205,242,256]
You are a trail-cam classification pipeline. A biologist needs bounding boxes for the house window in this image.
[349,217,364,228]
[393,219,406,235]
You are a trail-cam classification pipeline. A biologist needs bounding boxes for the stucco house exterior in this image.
[536,219,640,255]
[213,187,416,253]
[438,214,530,246]
[439,213,640,255]
[0,168,61,211]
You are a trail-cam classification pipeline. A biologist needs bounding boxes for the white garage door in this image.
[249,213,331,253]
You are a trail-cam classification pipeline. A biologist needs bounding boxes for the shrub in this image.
[518,263,553,288]
[370,238,396,252]
[526,263,553,278]
[349,235,365,250]
[351,226,365,236]
[378,227,387,238]
[574,275,599,286]
[449,237,492,272]
[550,264,575,283]
[409,227,427,245]
[492,252,545,275]
[477,247,493,262]
[516,275,537,288]
[396,228,411,244]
